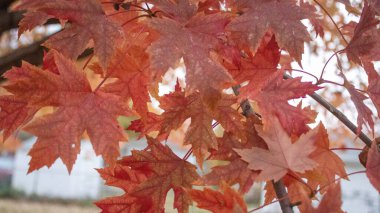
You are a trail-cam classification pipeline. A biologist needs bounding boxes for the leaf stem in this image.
[312,0,349,45]
[316,170,366,193]
[287,69,319,83]
[318,49,344,82]
[320,79,368,93]
[82,53,94,70]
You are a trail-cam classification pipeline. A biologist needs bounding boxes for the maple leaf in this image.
[363,62,380,117]
[302,183,344,213]
[0,96,38,141]
[127,112,163,138]
[146,1,233,106]
[224,35,281,86]
[3,51,132,173]
[98,45,151,119]
[95,165,152,213]
[342,74,374,134]
[366,141,380,192]
[202,132,258,193]
[202,116,265,193]
[15,0,123,68]
[235,117,318,182]
[156,85,244,166]
[300,0,324,38]
[240,71,320,137]
[345,2,380,64]
[188,182,248,213]
[111,137,200,213]
[304,123,347,189]
[227,0,312,64]
[202,159,256,194]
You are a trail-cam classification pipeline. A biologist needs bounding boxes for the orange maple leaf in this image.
[15,0,123,68]
[227,0,314,64]
[301,183,344,213]
[188,182,247,213]
[305,123,347,189]
[240,71,320,137]
[146,1,234,106]
[97,137,200,213]
[3,51,132,173]
[235,117,318,182]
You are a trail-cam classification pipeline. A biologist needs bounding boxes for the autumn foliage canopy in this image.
[2,0,380,212]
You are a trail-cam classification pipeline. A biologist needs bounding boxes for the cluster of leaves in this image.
[1,0,380,212]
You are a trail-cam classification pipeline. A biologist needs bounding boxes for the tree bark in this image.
[273,180,294,213]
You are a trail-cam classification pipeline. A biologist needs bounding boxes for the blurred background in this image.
[0,0,379,212]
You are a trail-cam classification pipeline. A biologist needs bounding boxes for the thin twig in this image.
[330,147,362,151]
[318,50,344,81]
[317,170,366,193]
[313,0,349,45]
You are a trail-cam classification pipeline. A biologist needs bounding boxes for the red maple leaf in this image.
[146,0,234,106]
[3,51,132,172]
[96,137,200,213]
[345,2,380,64]
[157,85,244,166]
[363,62,380,118]
[0,96,38,141]
[304,123,347,189]
[227,0,314,64]
[202,115,266,193]
[342,73,374,134]
[188,182,248,213]
[96,45,151,120]
[15,0,123,68]
[240,71,320,137]
[235,117,318,182]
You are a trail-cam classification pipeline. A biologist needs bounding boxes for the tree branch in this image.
[0,38,46,75]
[283,73,372,147]
[272,180,294,213]
[232,85,294,213]
[0,36,93,77]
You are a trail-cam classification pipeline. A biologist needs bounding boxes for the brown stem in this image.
[273,180,294,213]
[330,147,362,151]
[284,73,372,147]
[232,85,294,213]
